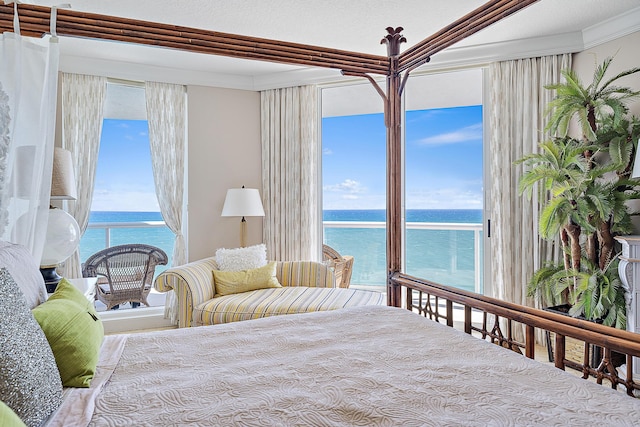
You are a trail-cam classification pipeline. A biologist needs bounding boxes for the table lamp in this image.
[40,147,81,292]
[221,186,265,247]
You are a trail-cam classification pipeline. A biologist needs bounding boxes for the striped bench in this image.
[155,256,384,327]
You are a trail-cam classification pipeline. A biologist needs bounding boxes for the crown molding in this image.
[58,7,640,92]
[582,6,640,49]
[59,55,257,91]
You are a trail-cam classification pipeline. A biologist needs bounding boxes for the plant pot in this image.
[543,304,625,368]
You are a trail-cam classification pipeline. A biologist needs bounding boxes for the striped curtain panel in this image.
[61,73,107,279]
[261,85,319,262]
[146,81,187,325]
[488,54,571,338]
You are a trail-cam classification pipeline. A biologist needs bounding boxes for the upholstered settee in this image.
[154,256,384,328]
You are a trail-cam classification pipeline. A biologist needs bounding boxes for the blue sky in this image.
[322,105,483,210]
[91,119,159,212]
[92,105,483,212]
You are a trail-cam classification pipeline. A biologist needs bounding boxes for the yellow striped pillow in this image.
[213,261,282,296]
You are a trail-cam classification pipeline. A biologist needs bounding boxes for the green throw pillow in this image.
[0,401,27,427]
[213,261,282,296]
[32,280,104,388]
[48,278,92,307]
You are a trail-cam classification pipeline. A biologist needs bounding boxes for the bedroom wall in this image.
[186,86,262,261]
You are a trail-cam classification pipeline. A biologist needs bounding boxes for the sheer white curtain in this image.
[488,54,571,316]
[0,16,59,259]
[145,81,186,324]
[60,73,107,278]
[261,85,319,261]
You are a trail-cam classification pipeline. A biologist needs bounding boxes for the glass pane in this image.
[321,86,387,288]
[404,71,484,293]
[79,116,174,311]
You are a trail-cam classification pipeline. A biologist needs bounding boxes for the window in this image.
[79,81,175,313]
[321,68,485,292]
[322,84,387,288]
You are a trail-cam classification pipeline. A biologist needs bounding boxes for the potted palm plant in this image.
[518,57,640,329]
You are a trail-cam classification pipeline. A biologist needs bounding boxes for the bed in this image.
[3,239,640,426]
[44,304,640,426]
[2,2,640,425]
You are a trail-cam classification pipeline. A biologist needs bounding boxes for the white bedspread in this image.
[59,305,640,426]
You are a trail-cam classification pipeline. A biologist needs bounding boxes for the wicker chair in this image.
[82,244,168,310]
[322,244,354,288]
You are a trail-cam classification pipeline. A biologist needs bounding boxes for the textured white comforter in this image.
[52,305,640,426]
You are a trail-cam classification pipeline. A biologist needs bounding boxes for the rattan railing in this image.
[391,272,640,397]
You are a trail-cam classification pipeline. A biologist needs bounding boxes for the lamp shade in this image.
[221,188,265,217]
[50,147,77,200]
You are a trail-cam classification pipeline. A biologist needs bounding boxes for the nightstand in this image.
[64,277,97,302]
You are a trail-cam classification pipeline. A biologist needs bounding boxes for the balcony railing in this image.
[323,220,483,294]
[86,221,167,248]
[81,221,174,272]
[83,219,483,293]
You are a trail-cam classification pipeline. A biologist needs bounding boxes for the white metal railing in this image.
[323,220,483,293]
[86,220,483,293]
[86,221,166,248]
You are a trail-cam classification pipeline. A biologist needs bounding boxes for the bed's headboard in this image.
[0,241,48,309]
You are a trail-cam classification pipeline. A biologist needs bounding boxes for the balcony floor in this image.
[95,288,167,312]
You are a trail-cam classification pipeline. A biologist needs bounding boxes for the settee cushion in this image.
[215,244,267,271]
[32,279,104,388]
[213,261,282,296]
[193,286,384,326]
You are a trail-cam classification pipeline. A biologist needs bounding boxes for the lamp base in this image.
[40,266,62,293]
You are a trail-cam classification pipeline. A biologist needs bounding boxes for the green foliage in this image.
[527,260,571,307]
[518,57,640,328]
[568,257,627,329]
[545,57,640,141]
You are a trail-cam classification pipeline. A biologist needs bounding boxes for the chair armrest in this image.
[276,261,336,288]
[154,256,218,328]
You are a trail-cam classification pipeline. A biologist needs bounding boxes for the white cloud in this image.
[323,179,365,194]
[91,189,159,212]
[417,123,482,146]
[406,186,483,210]
[323,148,333,155]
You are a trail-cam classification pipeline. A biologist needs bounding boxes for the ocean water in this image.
[81,209,483,291]
[80,211,175,276]
[323,209,483,292]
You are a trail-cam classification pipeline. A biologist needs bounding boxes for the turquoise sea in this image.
[81,209,483,292]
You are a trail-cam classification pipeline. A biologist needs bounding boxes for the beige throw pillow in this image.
[213,261,281,296]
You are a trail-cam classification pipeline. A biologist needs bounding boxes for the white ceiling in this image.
[22,0,640,90]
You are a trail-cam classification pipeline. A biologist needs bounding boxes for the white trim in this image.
[56,8,640,93]
[583,6,640,50]
[59,54,255,90]
[99,306,174,334]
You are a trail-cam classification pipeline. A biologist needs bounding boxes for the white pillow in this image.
[215,244,268,271]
